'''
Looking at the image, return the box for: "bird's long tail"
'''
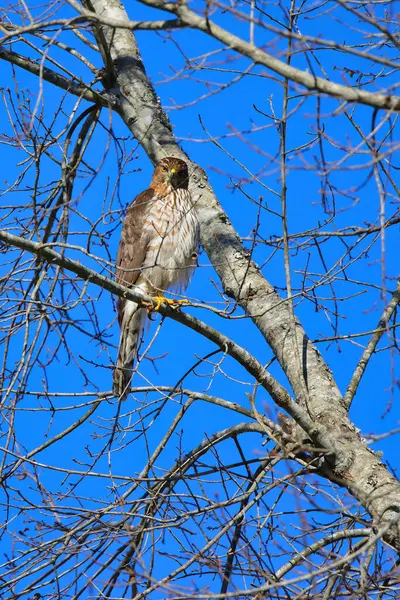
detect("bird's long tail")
[113,300,146,400]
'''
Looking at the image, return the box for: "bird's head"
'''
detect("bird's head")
[151,157,189,191]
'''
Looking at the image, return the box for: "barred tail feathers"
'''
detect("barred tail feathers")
[113,300,146,400]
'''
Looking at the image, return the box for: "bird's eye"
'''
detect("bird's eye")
[161,166,168,173]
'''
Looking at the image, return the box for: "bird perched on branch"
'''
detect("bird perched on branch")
[113,156,199,400]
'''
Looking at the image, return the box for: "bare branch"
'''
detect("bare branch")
[344,277,400,409]
[0,48,110,105]
[138,0,400,111]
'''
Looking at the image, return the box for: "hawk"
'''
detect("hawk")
[113,157,199,399]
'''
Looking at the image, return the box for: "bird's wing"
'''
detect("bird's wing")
[115,188,155,324]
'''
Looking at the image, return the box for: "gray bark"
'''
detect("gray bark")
[84,0,400,548]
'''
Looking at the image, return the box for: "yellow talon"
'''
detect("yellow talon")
[152,295,164,311]
[149,294,189,313]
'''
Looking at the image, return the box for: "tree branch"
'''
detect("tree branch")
[0,48,110,105]
[139,0,400,111]
[344,277,400,409]
[0,230,299,421]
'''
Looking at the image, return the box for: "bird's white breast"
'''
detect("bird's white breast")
[141,188,199,293]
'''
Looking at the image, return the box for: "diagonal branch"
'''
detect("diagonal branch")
[0,230,297,420]
[344,277,400,409]
[0,48,111,105]
[138,0,400,111]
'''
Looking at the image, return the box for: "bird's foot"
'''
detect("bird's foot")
[148,294,189,313]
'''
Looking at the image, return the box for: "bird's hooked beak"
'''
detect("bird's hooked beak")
[168,167,177,185]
